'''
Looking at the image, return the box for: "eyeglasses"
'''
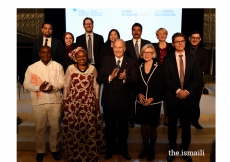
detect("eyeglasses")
[84,23,92,26]
[190,37,200,40]
[143,52,154,55]
[173,40,185,44]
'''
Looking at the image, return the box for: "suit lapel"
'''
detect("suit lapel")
[171,54,180,83]
[120,56,128,72]
[184,53,190,84]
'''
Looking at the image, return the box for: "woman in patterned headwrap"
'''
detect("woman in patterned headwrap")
[62,46,106,162]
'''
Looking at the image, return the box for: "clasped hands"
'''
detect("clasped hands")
[176,89,189,99]
[138,93,154,106]
[39,81,53,93]
[110,68,127,80]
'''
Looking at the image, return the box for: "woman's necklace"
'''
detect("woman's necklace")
[76,63,88,73]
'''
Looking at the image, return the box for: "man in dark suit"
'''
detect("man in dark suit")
[185,30,208,129]
[97,39,137,160]
[164,33,199,162]
[125,23,151,128]
[75,17,104,70]
[32,22,63,63]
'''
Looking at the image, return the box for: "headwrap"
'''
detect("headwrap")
[68,46,87,62]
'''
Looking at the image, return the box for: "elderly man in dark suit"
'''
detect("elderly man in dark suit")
[125,22,151,128]
[185,30,208,129]
[75,17,104,70]
[32,22,63,63]
[97,39,137,160]
[164,33,199,162]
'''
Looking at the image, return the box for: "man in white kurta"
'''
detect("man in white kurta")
[24,46,64,161]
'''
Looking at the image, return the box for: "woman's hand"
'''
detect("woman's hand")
[138,93,146,104]
[143,97,154,106]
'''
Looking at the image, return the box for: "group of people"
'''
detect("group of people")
[23,17,208,162]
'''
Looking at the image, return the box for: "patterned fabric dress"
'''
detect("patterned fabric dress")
[63,64,106,162]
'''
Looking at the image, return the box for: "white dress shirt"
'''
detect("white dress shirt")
[133,38,141,53]
[43,37,52,47]
[24,60,65,105]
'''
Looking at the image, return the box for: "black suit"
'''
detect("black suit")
[97,55,137,154]
[163,52,199,151]
[185,46,208,124]
[32,37,63,63]
[125,39,151,124]
[75,33,104,70]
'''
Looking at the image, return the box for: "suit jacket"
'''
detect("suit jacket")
[99,43,114,64]
[136,61,164,103]
[97,55,137,110]
[163,52,200,102]
[75,33,104,70]
[125,39,151,65]
[185,46,208,87]
[152,42,175,64]
[32,37,63,63]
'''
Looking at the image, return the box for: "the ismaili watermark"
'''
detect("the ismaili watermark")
[168,149,205,156]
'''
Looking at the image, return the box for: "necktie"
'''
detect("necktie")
[135,40,139,58]
[179,55,184,89]
[117,60,121,69]
[87,35,92,63]
[44,38,48,46]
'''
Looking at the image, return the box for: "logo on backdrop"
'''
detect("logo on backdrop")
[155,10,176,16]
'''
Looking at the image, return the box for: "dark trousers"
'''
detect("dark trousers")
[166,97,193,151]
[192,85,203,124]
[129,91,136,122]
[103,101,129,154]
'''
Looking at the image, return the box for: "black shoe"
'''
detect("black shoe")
[177,123,182,128]
[164,123,168,126]
[192,123,203,129]
[52,151,62,160]
[105,153,113,160]
[167,155,175,162]
[147,151,155,161]
[36,153,44,161]
[122,152,131,160]
[138,150,148,159]
[182,155,192,162]
[129,121,135,128]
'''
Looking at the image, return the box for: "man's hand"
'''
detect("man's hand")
[39,81,53,93]
[119,69,127,80]
[177,90,189,99]
[110,68,119,80]
[39,81,49,91]
[42,85,53,93]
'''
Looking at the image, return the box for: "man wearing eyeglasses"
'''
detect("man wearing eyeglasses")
[185,30,208,129]
[164,33,199,162]
[75,17,104,70]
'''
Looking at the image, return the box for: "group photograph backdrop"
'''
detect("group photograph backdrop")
[17,8,215,84]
